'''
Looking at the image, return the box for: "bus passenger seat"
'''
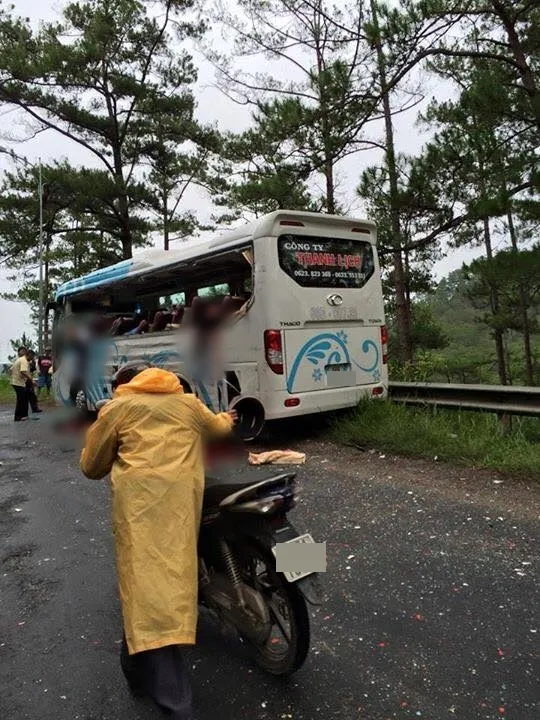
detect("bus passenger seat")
[170,306,184,326]
[126,319,149,335]
[150,311,169,332]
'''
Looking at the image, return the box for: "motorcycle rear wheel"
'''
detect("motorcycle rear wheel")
[241,544,310,676]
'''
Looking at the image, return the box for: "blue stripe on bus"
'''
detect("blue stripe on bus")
[55,259,134,299]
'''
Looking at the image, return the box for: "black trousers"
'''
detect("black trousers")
[13,385,28,421]
[120,637,193,720]
[26,380,39,412]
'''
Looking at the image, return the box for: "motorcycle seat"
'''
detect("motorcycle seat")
[204,466,295,508]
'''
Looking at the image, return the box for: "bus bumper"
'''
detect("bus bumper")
[261,383,388,420]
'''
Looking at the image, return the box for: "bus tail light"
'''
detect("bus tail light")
[381,325,388,364]
[372,386,384,396]
[284,398,300,407]
[264,330,284,374]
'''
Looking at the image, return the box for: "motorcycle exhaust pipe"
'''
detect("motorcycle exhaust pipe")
[228,395,265,441]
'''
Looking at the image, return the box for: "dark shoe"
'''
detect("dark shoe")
[33,408,43,413]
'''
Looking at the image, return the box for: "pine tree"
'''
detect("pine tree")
[0,0,205,257]
[214,106,320,219]
[463,246,540,384]
[413,58,537,383]
[0,160,151,342]
[8,334,36,362]
[420,0,540,133]
[208,0,382,213]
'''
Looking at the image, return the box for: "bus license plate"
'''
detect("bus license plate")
[272,533,319,582]
[326,367,356,388]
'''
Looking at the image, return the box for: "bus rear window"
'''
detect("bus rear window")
[278,234,375,289]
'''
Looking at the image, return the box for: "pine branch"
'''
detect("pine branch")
[381,180,535,255]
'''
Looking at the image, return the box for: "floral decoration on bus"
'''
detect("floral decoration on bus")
[286,331,379,392]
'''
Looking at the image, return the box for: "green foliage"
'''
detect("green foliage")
[0,0,537,400]
[0,160,148,321]
[388,301,448,367]
[463,245,540,329]
[389,350,448,382]
[0,374,13,402]
[140,106,223,246]
[409,264,540,385]
[8,333,36,362]
[0,0,205,257]
[417,61,536,243]
[335,399,540,478]
[358,153,444,339]
[421,0,540,132]
[215,101,319,218]
[208,0,383,214]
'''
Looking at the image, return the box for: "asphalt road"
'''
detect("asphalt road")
[0,408,538,720]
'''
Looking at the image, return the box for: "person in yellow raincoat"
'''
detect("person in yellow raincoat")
[80,366,236,720]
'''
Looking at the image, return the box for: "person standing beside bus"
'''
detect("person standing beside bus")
[10,347,33,422]
[25,350,42,414]
[37,347,53,396]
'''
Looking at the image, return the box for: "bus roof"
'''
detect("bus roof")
[55,210,376,299]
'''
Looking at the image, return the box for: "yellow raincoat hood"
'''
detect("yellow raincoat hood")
[114,367,183,396]
[80,373,233,655]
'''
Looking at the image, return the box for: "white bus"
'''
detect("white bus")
[50,210,387,431]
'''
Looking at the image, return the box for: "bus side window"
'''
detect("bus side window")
[197,283,230,298]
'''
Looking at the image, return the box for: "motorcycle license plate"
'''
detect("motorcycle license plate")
[272,533,318,583]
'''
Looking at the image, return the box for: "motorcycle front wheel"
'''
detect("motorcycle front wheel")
[240,544,310,676]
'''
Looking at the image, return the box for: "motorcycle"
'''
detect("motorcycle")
[199,465,323,676]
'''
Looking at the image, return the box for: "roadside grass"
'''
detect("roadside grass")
[334,399,540,478]
[0,375,12,403]
[0,374,56,406]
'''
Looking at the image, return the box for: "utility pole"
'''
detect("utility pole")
[38,160,44,355]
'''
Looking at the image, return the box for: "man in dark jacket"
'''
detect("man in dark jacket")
[25,350,42,414]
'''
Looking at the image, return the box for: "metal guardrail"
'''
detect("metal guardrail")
[388,382,540,417]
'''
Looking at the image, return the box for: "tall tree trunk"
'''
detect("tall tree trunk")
[103,60,133,260]
[324,158,335,214]
[371,0,412,362]
[483,217,510,385]
[112,148,132,259]
[313,16,335,214]
[507,211,534,384]
[163,191,170,251]
[504,332,513,385]
[404,248,412,315]
[44,235,50,348]
[118,191,132,259]
[72,235,78,274]
[98,230,108,269]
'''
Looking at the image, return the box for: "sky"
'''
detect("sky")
[0,0,487,360]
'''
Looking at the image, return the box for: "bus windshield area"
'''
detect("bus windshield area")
[62,245,253,338]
